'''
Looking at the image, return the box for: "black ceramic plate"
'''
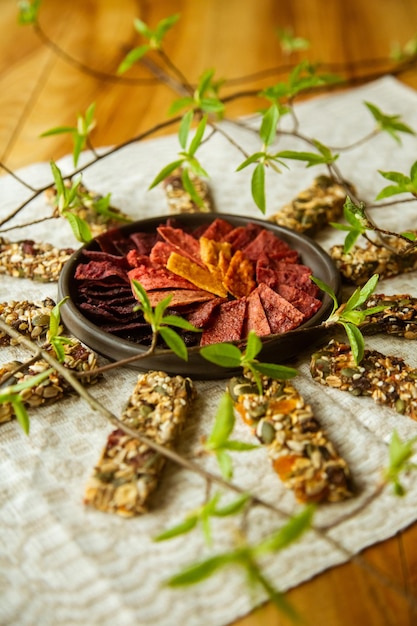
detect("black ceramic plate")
[58,213,340,378]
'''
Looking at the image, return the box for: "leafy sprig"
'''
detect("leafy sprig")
[47,298,75,363]
[117,14,180,73]
[148,112,209,208]
[364,101,415,144]
[330,196,372,253]
[165,504,314,616]
[313,273,386,364]
[200,330,297,394]
[277,28,310,55]
[41,103,96,167]
[169,68,225,116]
[49,162,92,242]
[131,279,200,360]
[18,0,41,25]
[203,393,259,479]
[376,159,417,200]
[0,369,54,435]
[383,430,417,496]
[154,491,250,546]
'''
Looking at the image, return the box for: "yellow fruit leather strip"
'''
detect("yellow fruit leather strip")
[167,251,228,297]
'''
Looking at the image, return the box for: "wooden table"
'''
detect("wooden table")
[1,1,417,624]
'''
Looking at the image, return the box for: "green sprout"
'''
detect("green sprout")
[383,430,417,496]
[0,368,54,435]
[200,330,297,394]
[117,14,180,73]
[154,491,250,546]
[131,279,200,360]
[41,103,96,167]
[313,273,386,364]
[203,392,259,480]
[148,113,210,208]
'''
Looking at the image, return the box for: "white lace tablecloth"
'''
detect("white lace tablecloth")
[1,76,417,626]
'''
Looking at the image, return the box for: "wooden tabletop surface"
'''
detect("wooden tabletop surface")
[2,1,417,624]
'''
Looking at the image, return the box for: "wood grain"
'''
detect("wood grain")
[1,1,417,624]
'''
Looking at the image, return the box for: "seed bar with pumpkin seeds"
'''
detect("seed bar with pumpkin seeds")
[162,167,214,214]
[83,371,195,517]
[330,231,417,285]
[0,298,56,346]
[359,293,417,339]
[228,371,353,504]
[0,237,74,282]
[310,339,417,420]
[0,340,101,425]
[268,175,355,237]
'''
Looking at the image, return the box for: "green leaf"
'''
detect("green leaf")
[131,279,152,314]
[49,337,66,363]
[154,13,180,42]
[50,161,66,199]
[40,126,76,137]
[169,96,195,115]
[133,18,152,38]
[384,430,417,496]
[251,163,266,213]
[221,440,259,451]
[178,111,193,149]
[12,397,30,435]
[117,45,150,74]
[260,105,279,147]
[377,170,410,185]
[343,229,362,254]
[345,274,379,311]
[277,28,310,54]
[72,134,85,167]
[199,97,225,114]
[166,552,238,587]
[188,115,208,156]
[364,101,415,143]
[213,493,250,517]
[236,152,267,171]
[255,505,315,555]
[251,362,297,380]
[216,448,233,479]
[62,211,92,243]
[18,0,41,24]
[375,185,409,200]
[154,515,198,541]
[200,343,242,368]
[310,276,338,314]
[159,327,188,361]
[342,322,364,364]
[181,168,205,208]
[162,315,201,332]
[243,331,263,361]
[148,159,185,189]
[206,393,235,448]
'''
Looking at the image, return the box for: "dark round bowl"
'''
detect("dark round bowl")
[58,213,340,378]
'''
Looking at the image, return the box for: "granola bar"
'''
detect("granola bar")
[0,237,74,282]
[228,372,353,503]
[45,182,131,237]
[360,293,417,339]
[0,298,55,345]
[84,371,195,517]
[268,175,355,236]
[0,341,100,424]
[163,167,214,214]
[310,339,417,419]
[330,231,417,285]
